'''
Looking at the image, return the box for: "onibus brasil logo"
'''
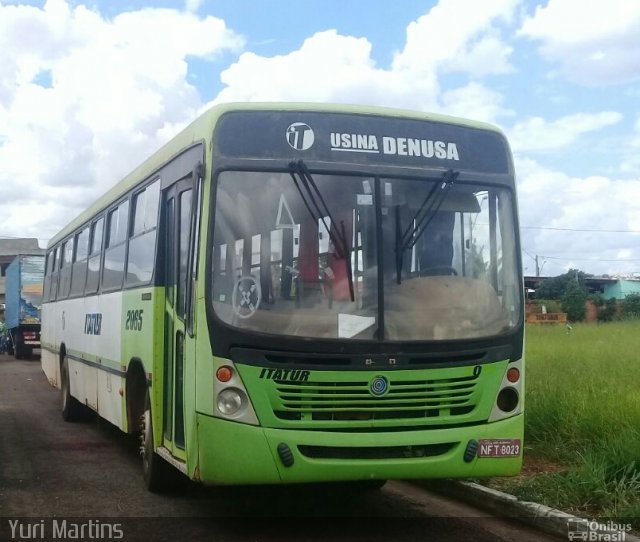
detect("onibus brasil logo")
[567,518,632,541]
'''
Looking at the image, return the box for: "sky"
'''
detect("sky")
[0,0,639,277]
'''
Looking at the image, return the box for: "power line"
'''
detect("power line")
[521,225,640,233]
[541,255,640,262]
[522,249,640,264]
[522,250,544,275]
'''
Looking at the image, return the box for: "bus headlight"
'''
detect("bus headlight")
[496,387,519,413]
[488,357,524,422]
[217,388,245,416]
[212,358,259,425]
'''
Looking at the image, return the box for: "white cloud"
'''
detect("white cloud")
[519,0,640,84]
[213,0,520,122]
[392,0,518,77]
[509,111,623,152]
[441,82,514,124]
[216,30,405,105]
[619,117,640,174]
[0,0,243,241]
[516,158,640,276]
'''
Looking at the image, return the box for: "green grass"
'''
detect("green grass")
[496,322,640,521]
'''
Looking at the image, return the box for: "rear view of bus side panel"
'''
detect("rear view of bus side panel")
[41,303,61,387]
[51,293,125,429]
[91,291,124,428]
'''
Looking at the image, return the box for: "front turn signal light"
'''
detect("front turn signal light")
[506,367,520,383]
[216,365,233,383]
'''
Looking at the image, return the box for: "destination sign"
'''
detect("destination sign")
[214,110,511,174]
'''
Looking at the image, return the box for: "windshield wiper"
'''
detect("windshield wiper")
[288,160,355,302]
[395,168,458,284]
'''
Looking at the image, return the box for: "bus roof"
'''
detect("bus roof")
[47,102,506,248]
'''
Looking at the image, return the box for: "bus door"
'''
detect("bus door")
[161,178,192,458]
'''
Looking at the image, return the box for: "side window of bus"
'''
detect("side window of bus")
[70,227,90,296]
[58,239,73,299]
[50,246,61,301]
[102,199,130,291]
[85,217,104,294]
[43,250,55,302]
[177,189,192,318]
[126,179,160,285]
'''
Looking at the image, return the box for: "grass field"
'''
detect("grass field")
[491,321,640,521]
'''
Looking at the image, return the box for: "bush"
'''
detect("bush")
[561,280,587,322]
[589,294,604,307]
[598,298,618,322]
[623,293,640,319]
[535,269,590,300]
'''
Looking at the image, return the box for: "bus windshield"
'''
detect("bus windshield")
[211,170,521,341]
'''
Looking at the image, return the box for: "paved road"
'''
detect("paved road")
[0,356,560,541]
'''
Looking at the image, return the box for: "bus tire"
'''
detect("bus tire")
[141,391,172,493]
[13,334,23,359]
[61,356,84,422]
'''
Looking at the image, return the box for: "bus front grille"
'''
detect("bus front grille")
[271,374,479,424]
[297,442,456,460]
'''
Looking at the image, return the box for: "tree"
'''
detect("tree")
[561,279,587,322]
[466,240,488,279]
[535,269,590,300]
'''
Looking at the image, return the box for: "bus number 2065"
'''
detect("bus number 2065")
[125,309,144,331]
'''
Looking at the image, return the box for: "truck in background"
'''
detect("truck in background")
[5,255,45,359]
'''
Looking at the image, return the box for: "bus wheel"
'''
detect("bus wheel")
[140,391,172,492]
[14,336,23,359]
[61,357,84,422]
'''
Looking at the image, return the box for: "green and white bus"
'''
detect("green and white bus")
[41,103,524,491]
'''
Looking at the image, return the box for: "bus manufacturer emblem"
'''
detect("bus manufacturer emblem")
[369,375,389,397]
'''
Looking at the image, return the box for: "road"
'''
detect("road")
[0,355,561,542]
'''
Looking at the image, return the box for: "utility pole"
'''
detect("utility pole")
[535,255,540,277]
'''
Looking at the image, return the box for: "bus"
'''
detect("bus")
[41,103,524,491]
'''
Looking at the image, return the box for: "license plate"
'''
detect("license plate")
[477,439,521,457]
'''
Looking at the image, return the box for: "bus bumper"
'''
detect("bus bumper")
[196,413,523,485]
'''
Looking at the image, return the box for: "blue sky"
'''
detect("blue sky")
[0,0,639,276]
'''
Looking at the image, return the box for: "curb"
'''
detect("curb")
[423,480,639,541]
